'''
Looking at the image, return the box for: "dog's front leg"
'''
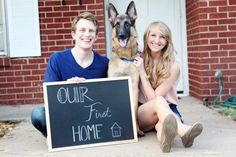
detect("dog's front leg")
[131,71,145,137]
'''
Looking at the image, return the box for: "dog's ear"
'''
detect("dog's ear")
[108,3,118,26]
[126,1,137,26]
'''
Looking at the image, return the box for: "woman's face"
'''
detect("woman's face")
[147,27,167,55]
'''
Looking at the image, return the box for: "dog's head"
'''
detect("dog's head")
[108,1,137,55]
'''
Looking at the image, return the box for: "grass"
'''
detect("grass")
[217,107,236,121]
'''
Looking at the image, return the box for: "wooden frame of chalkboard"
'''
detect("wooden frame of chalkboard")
[43,76,138,152]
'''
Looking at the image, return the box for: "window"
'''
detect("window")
[0,0,41,57]
[0,0,6,55]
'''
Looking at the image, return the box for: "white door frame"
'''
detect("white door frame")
[104,0,189,96]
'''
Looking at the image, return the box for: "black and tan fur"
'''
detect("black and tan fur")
[108,1,144,136]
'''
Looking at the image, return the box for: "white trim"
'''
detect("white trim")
[5,0,41,57]
[0,0,7,56]
[179,0,189,96]
[104,0,112,58]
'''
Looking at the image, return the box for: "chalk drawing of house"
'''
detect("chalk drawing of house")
[110,122,122,137]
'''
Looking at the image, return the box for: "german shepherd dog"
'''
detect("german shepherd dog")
[108,1,144,136]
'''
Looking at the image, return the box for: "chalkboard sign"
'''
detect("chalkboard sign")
[43,77,138,152]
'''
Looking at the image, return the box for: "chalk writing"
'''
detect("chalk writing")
[72,124,103,142]
[85,102,112,122]
[57,86,94,104]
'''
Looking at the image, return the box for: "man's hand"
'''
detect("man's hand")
[67,77,86,83]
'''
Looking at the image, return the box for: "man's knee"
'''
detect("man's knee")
[31,106,45,125]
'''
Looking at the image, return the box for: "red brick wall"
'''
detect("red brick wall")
[1,0,235,105]
[186,0,236,103]
[0,0,106,105]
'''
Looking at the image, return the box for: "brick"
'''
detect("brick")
[56,40,73,45]
[0,94,16,100]
[209,0,227,6]
[15,82,31,87]
[55,29,71,34]
[54,17,71,23]
[39,7,53,12]
[197,45,218,51]
[47,23,63,29]
[0,89,6,94]
[32,81,43,87]
[228,25,236,30]
[7,77,23,82]
[220,44,236,50]
[34,93,44,98]
[24,87,41,93]
[229,0,236,5]
[48,35,64,40]
[229,51,236,56]
[210,13,227,19]
[29,58,46,64]
[219,31,236,37]
[229,63,236,69]
[23,64,39,70]
[11,59,27,65]
[210,39,227,44]
[7,88,24,93]
[24,76,40,81]
[41,18,54,23]
[0,71,14,77]
[45,1,61,6]
[198,7,217,13]
[63,12,78,17]
[210,51,228,57]
[220,57,236,63]
[209,25,227,32]
[219,6,236,12]
[8,65,22,71]
[229,12,236,17]
[16,93,33,99]
[210,64,228,70]
[219,18,236,25]
[199,19,218,26]
[229,76,236,82]
[70,5,86,11]
[31,69,45,75]
[199,32,217,38]
[54,6,70,11]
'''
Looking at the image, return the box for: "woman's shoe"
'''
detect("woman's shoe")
[181,123,203,147]
[160,114,177,153]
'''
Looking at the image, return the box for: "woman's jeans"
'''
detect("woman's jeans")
[31,106,47,137]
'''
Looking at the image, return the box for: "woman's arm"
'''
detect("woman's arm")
[154,62,180,96]
[134,56,156,100]
[135,57,180,101]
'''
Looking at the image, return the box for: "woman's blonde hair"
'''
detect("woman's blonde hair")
[143,21,176,89]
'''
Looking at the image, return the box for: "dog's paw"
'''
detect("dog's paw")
[138,130,145,137]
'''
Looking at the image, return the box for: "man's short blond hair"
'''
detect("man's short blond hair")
[71,12,99,34]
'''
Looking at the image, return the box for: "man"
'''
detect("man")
[31,12,109,137]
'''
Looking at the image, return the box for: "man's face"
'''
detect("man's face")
[72,19,98,51]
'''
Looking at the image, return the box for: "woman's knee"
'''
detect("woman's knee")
[153,96,168,108]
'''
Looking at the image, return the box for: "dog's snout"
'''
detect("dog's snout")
[118,34,127,40]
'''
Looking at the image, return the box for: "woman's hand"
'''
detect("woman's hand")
[134,56,145,73]
[67,77,86,83]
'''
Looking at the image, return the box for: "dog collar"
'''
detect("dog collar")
[120,57,135,62]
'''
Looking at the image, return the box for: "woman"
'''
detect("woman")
[134,21,203,153]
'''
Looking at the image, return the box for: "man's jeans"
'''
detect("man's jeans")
[31,106,47,137]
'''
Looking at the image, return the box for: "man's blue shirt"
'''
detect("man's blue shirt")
[44,49,109,82]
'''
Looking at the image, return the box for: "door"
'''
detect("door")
[104,0,189,96]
